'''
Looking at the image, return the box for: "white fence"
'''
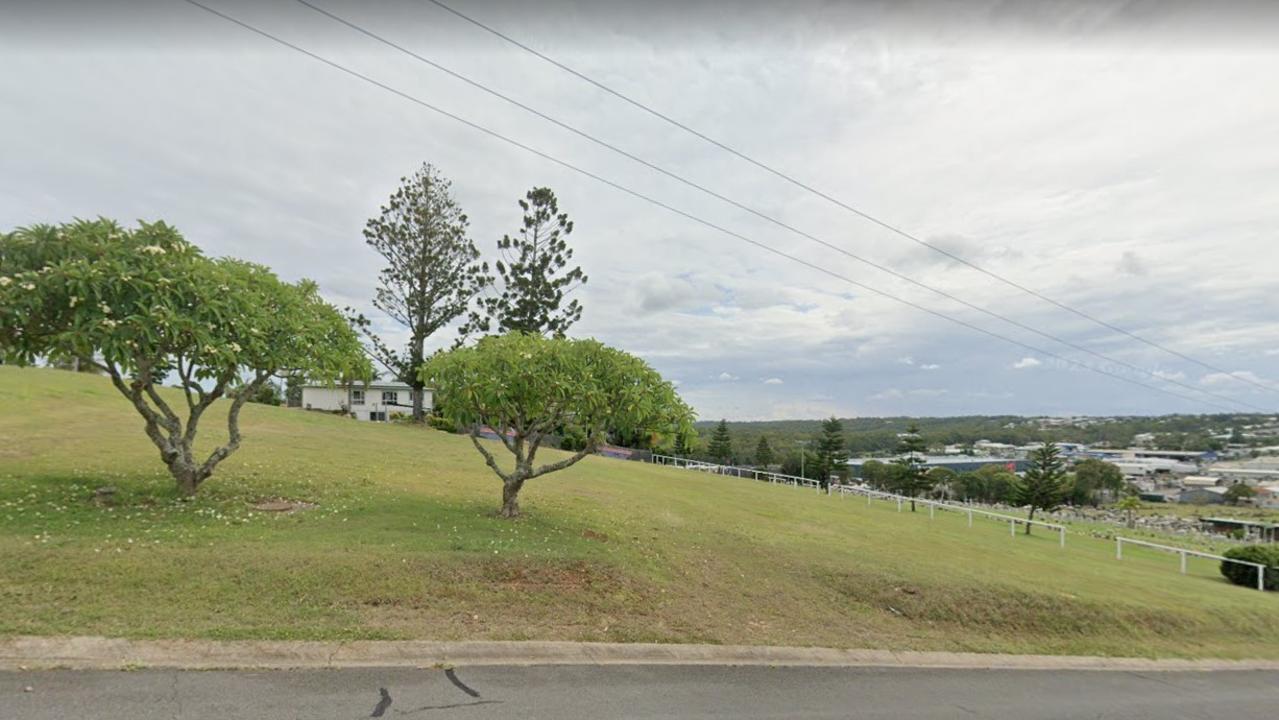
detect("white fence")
[1116,536,1268,591]
[650,454,1274,593]
[651,454,1067,546]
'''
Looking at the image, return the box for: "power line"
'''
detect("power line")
[422,0,1278,399]
[286,0,1268,413]
[178,0,1246,414]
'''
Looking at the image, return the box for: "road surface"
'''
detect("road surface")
[4,665,1277,719]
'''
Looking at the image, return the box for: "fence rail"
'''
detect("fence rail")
[651,454,1277,592]
[650,454,1067,546]
[1116,536,1267,591]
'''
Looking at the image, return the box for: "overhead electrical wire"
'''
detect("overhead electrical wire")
[287,0,1270,414]
[421,0,1278,399]
[179,0,1251,413]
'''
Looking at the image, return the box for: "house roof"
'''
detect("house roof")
[302,381,427,391]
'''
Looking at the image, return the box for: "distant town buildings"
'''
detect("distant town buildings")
[852,434,1279,514]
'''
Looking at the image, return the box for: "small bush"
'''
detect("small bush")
[1220,545,1279,590]
[559,426,589,451]
[426,414,458,433]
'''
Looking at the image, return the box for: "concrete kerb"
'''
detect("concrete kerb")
[3,637,1279,672]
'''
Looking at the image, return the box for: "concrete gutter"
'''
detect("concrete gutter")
[3,636,1278,671]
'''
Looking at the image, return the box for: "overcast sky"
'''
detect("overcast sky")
[4,0,1279,420]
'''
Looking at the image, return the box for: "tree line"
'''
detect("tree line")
[694,418,1132,524]
[688,414,1266,460]
[0,162,695,518]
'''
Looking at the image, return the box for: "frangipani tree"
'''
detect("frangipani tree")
[421,333,695,517]
[0,219,370,495]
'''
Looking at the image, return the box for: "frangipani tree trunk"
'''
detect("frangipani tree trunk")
[469,428,599,518]
[96,357,270,495]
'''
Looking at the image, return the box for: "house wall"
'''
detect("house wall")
[300,386,433,422]
[301,387,347,413]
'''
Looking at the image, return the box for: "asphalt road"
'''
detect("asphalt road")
[4,665,1277,719]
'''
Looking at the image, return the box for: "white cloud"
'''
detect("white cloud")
[762,377,784,385]
[1012,357,1042,370]
[717,372,739,382]
[899,355,916,366]
[920,363,941,370]
[870,388,904,400]
[1200,370,1272,387]
[1152,369,1186,382]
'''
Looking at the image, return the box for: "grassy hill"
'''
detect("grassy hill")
[1,366,1276,658]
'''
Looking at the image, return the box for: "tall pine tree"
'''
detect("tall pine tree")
[707,419,733,465]
[754,435,775,468]
[1012,443,1072,533]
[814,417,849,491]
[891,422,932,510]
[351,163,489,421]
[466,187,586,337]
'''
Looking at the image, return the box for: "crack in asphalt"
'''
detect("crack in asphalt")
[444,669,480,698]
[371,687,393,717]
[395,700,503,714]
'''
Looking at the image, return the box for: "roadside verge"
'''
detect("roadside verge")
[4,637,1279,671]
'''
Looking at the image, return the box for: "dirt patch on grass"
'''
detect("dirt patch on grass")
[250,499,317,513]
[479,558,624,590]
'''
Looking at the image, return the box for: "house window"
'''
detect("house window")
[382,391,398,405]
[351,389,365,405]
[369,411,387,422]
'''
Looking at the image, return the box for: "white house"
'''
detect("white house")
[299,381,432,422]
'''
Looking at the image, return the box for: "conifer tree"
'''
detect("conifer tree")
[466,187,586,337]
[707,419,733,464]
[892,422,932,510]
[814,417,849,491]
[754,435,775,468]
[1013,443,1071,533]
[350,163,488,421]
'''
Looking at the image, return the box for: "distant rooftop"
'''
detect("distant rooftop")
[302,380,419,390]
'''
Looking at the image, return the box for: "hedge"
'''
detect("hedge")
[1219,545,1279,591]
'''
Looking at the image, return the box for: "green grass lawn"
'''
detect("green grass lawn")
[2,367,1276,658]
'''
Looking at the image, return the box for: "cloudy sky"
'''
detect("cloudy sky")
[4,0,1279,420]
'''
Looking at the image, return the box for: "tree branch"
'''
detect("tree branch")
[469,428,511,483]
[103,361,177,464]
[195,371,268,482]
[527,443,595,481]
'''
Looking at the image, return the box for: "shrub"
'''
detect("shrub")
[559,426,590,451]
[426,413,458,433]
[1220,545,1279,590]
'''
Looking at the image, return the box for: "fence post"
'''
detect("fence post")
[929,505,934,520]
[1010,520,1015,537]
[866,494,871,506]
[1260,566,1266,592]
[1180,550,1187,574]
[897,498,902,512]
[1059,527,1065,548]
[1116,538,1122,560]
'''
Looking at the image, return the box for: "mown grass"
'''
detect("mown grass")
[2,366,1277,657]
